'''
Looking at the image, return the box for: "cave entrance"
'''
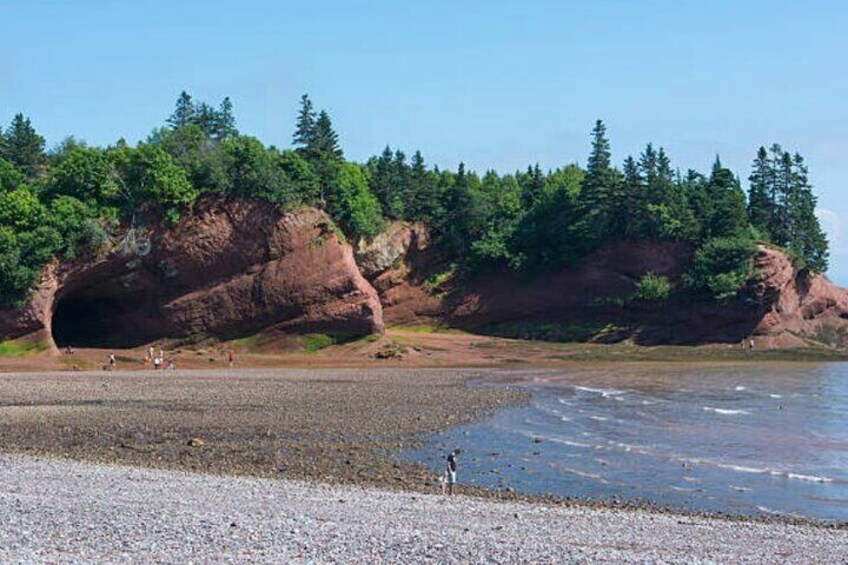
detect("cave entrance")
[51,287,161,349]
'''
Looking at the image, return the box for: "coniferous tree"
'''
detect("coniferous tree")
[168,91,196,129]
[367,146,395,216]
[212,97,238,140]
[309,110,343,208]
[408,150,440,221]
[520,164,546,209]
[581,120,619,241]
[1,114,45,179]
[192,102,218,137]
[311,111,343,161]
[391,149,410,218]
[789,153,828,271]
[621,155,644,238]
[293,94,316,152]
[705,157,748,239]
[747,146,772,234]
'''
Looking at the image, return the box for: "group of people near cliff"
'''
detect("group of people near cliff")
[145,345,175,370]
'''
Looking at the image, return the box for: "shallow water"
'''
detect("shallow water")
[406,364,848,522]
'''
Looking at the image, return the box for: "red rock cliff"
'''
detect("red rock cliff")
[0,199,383,347]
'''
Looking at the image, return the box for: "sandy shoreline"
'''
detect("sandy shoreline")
[2,453,845,564]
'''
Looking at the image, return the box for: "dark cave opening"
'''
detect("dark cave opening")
[51,289,161,349]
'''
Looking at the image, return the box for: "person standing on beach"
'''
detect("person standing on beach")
[228,348,235,367]
[444,449,459,495]
[108,353,116,371]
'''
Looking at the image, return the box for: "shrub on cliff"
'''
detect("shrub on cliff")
[633,272,671,302]
[330,162,384,240]
[684,236,758,301]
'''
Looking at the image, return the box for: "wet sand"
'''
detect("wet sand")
[0,368,524,493]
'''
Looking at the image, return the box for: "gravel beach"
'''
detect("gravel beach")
[1,453,845,564]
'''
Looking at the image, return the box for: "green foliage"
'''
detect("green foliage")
[0,158,25,191]
[154,124,230,193]
[51,146,118,204]
[632,272,671,302]
[0,187,47,230]
[1,114,45,178]
[0,340,48,357]
[299,333,346,353]
[422,263,457,295]
[121,144,198,209]
[330,162,384,240]
[745,145,828,272]
[222,136,295,206]
[167,91,238,140]
[0,96,831,312]
[684,236,758,300]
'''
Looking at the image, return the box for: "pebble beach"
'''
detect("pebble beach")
[2,453,845,564]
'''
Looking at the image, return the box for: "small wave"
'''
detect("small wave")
[769,394,782,399]
[670,485,695,492]
[575,386,625,398]
[734,386,747,391]
[703,406,750,415]
[589,415,608,422]
[685,458,836,483]
[755,506,807,520]
[552,464,605,481]
[559,416,572,422]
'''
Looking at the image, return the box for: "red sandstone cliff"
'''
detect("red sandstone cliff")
[362,223,848,348]
[0,199,382,347]
[1,200,846,350]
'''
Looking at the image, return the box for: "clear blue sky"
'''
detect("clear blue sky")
[2,1,847,281]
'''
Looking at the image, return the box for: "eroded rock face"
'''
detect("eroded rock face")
[356,222,444,325]
[745,246,848,347]
[380,238,848,348]
[0,199,382,347]
[2,201,846,350]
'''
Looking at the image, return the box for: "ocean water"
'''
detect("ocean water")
[406,365,848,522]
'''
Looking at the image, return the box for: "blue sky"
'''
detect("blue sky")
[2,1,847,281]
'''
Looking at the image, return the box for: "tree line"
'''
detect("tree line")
[0,93,829,308]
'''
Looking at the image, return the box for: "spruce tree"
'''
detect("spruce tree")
[621,155,644,238]
[311,110,343,160]
[747,146,772,234]
[213,97,238,140]
[368,145,395,216]
[520,164,545,209]
[168,91,196,129]
[581,120,618,241]
[789,152,829,271]
[1,114,45,179]
[292,94,317,152]
[706,156,748,238]
[391,149,410,218]
[408,150,439,221]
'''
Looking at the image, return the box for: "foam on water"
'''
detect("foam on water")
[703,406,750,416]
[574,386,626,398]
